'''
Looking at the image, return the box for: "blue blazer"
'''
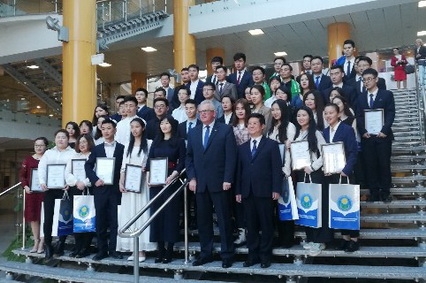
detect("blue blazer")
[85,142,125,192]
[315,74,332,93]
[236,137,283,198]
[323,123,357,176]
[356,89,395,140]
[348,77,387,99]
[227,71,253,99]
[186,122,237,193]
[137,106,155,122]
[178,119,201,140]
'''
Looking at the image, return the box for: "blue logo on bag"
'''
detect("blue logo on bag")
[338,195,352,211]
[301,194,312,209]
[79,205,89,218]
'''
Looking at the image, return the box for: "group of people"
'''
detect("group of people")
[21,38,397,269]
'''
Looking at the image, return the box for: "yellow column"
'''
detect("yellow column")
[174,0,196,74]
[206,48,225,75]
[131,72,147,95]
[327,22,351,66]
[62,0,97,128]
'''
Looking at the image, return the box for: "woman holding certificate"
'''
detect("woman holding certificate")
[267,99,296,248]
[292,106,330,256]
[19,137,49,254]
[117,118,157,262]
[65,134,95,258]
[323,103,359,252]
[38,129,75,259]
[147,116,186,264]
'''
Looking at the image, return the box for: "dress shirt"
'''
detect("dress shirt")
[190,80,199,99]
[187,118,197,133]
[116,115,139,145]
[202,121,215,147]
[172,105,187,123]
[344,57,355,76]
[38,146,75,185]
[223,112,233,124]
[264,95,277,108]
[333,82,344,88]
[368,88,379,104]
[314,74,322,86]
[138,104,146,112]
[211,75,217,85]
[237,70,246,84]
[250,136,262,151]
[329,121,341,142]
[104,140,117,158]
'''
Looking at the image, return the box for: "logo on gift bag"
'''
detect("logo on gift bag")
[79,205,90,218]
[338,195,352,212]
[301,194,312,209]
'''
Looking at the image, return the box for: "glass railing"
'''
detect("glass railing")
[0,0,61,18]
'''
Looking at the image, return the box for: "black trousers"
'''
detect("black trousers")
[93,188,120,254]
[43,189,67,246]
[244,194,274,261]
[196,189,234,260]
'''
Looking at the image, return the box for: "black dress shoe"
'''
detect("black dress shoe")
[69,249,80,257]
[109,251,123,259]
[260,261,271,268]
[243,258,260,267]
[222,259,233,268]
[45,244,53,260]
[380,192,392,203]
[334,240,350,251]
[92,252,108,261]
[75,248,90,258]
[192,256,213,266]
[344,240,360,253]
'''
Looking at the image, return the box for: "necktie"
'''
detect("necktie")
[212,75,217,85]
[237,71,242,85]
[203,125,210,149]
[251,139,257,158]
[369,94,374,108]
[315,76,320,88]
[219,83,224,94]
[187,121,193,133]
[346,61,351,76]
[359,77,364,93]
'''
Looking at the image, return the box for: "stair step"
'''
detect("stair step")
[392,145,426,153]
[391,164,426,171]
[362,187,426,195]
[361,200,426,208]
[392,155,426,162]
[392,175,426,184]
[393,136,422,142]
[393,131,422,137]
[361,213,426,223]
[294,228,426,240]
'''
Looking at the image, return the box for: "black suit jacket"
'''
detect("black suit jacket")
[188,80,205,105]
[227,71,253,99]
[236,137,283,198]
[356,89,395,140]
[314,74,332,93]
[415,46,426,61]
[323,83,358,110]
[186,122,237,193]
[216,113,236,125]
[137,105,155,122]
[348,77,387,100]
[178,119,201,140]
[85,142,125,192]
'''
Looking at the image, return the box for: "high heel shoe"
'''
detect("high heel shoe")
[30,239,40,253]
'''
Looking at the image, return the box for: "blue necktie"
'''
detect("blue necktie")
[346,61,351,76]
[219,83,224,95]
[369,94,374,108]
[251,140,257,158]
[315,76,320,88]
[203,125,210,149]
[187,121,193,134]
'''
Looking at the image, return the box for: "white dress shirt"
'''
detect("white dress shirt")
[329,121,341,142]
[172,105,187,123]
[190,80,199,99]
[38,146,75,185]
[104,140,117,158]
[116,115,139,145]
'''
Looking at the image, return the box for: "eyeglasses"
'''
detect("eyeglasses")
[362,77,376,83]
[198,110,214,114]
[34,144,46,148]
[154,105,167,109]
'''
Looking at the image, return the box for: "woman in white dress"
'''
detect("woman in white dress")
[117,117,156,262]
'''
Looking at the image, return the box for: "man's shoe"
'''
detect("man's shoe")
[344,241,360,253]
[192,256,213,266]
[234,228,246,246]
[45,244,53,260]
[243,258,260,267]
[92,252,108,261]
[75,248,90,258]
[222,258,233,268]
[69,249,80,257]
[109,251,123,259]
[260,261,271,268]
[334,240,350,251]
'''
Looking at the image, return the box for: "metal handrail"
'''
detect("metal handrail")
[118,169,189,283]
[0,182,22,198]
[414,61,426,144]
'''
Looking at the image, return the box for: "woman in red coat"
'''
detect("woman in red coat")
[19,137,49,253]
[391,47,408,89]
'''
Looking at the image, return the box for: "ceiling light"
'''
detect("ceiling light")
[49,114,53,117]
[274,51,287,56]
[417,30,426,36]
[419,1,426,7]
[99,62,112,67]
[36,105,41,109]
[27,65,39,69]
[248,29,264,35]
[141,46,157,52]
[20,97,25,100]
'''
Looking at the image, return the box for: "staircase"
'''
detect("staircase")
[3,88,426,282]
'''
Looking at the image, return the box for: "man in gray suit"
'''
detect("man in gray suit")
[214,65,237,102]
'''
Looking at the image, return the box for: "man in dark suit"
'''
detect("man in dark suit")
[311,56,332,92]
[186,100,237,268]
[269,56,286,79]
[334,39,357,82]
[85,118,124,260]
[145,98,169,140]
[177,99,200,140]
[323,65,358,111]
[160,72,174,106]
[348,56,386,98]
[236,113,282,269]
[171,68,191,109]
[110,95,125,122]
[135,88,155,122]
[227,52,254,98]
[356,68,395,202]
[188,64,205,105]
[214,65,237,101]
[205,56,223,85]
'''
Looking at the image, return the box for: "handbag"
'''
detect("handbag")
[329,176,360,230]
[295,174,322,228]
[278,176,299,220]
[405,64,415,74]
[73,188,96,233]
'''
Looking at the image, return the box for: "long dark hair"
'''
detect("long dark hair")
[152,115,179,147]
[331,95,354,118]
[94,115,108,140]
[296,73,316,93]
[127,118,148,157]
[268,100,290,143]
[65,121,80,139]
[232,98,251,127]
[294,106,319,154]
[303,90,325,130]
[92,104,109,125]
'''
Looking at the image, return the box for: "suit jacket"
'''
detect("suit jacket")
[214,81,238,101]
[323,84,358,110]
[85,142,125,192]
[178,119,201,140]
[109,113,122,123]
[236,137,283,198]
[335,56,356,82]
[313,74,332,93]
[227,70,254,99]
[217,113,236,125]
[415,46,426,61]
[356,89,395,140]
[186,122,237,193]
[189,80,205,105]
[137,105,155,122]
[206,74,218,85]
[323,123,357,176]
[348,77,387,99]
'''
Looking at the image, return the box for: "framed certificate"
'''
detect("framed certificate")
[290,141,311,170]
[124,164,143,193]
[30,168,43,192]
[149,157,168,185]
[46,164,66,189]
[278,144,285,166]
[71,159,86,182]
[96,157,115,185]
[321,142,346,175]
[364,109,384,135]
